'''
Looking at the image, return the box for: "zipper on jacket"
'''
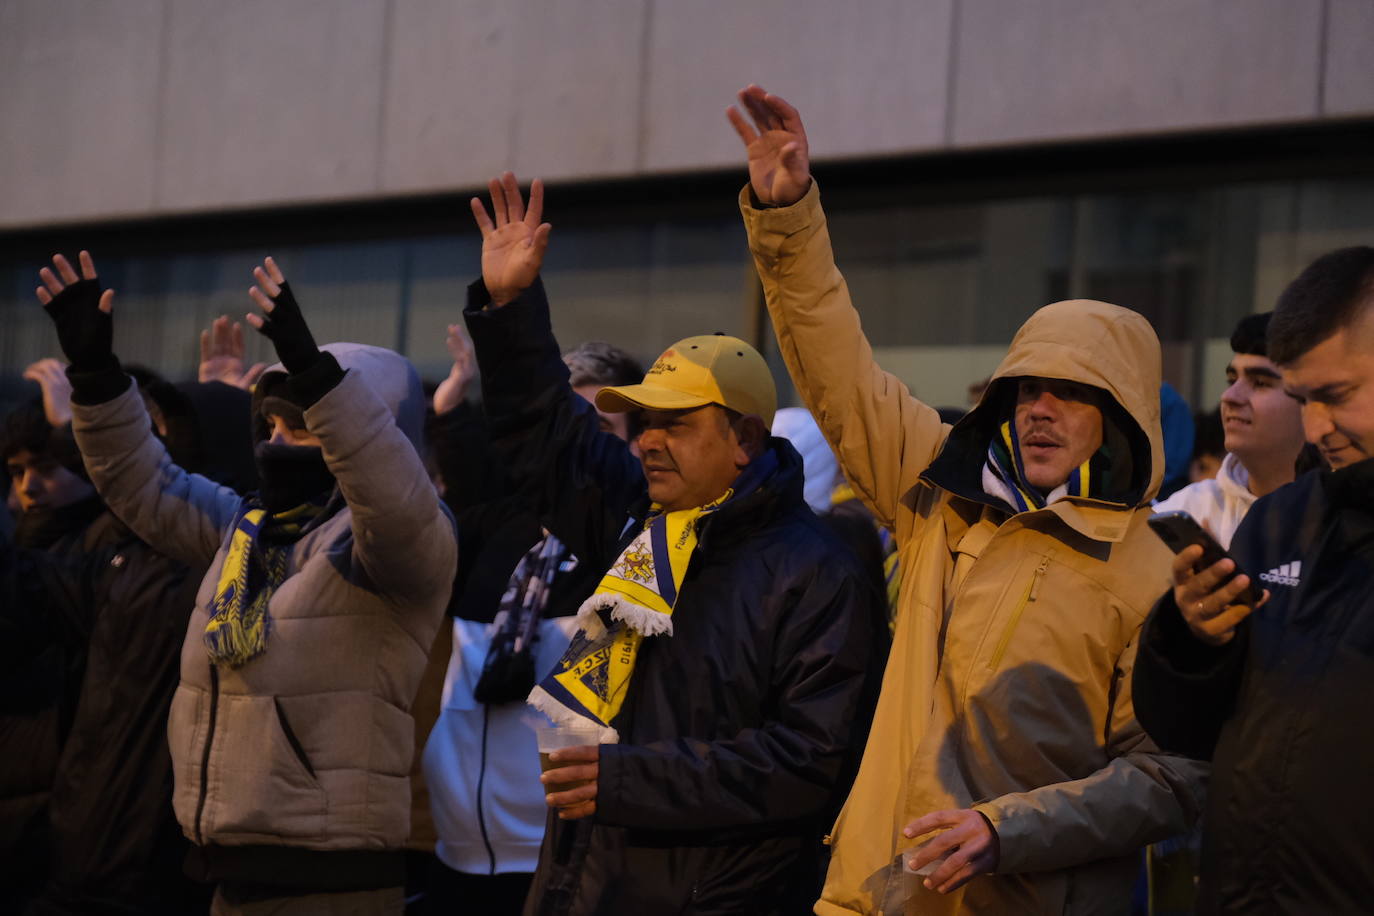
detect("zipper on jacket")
[194,663,220,845]
[476,703,498,875]
[987,557,1050,670]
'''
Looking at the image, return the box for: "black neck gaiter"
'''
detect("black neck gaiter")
[253,442,336,514]
[14,494,106,550]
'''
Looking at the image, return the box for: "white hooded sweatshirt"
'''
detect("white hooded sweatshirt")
[1153,452,1256,548]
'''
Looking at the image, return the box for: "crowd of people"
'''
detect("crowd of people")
[2,84,1371,916]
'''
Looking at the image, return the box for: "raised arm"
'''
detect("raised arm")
[463,173,645,565]
[728,86,949,531]
[244,258,456,607]
[36,252,241,568]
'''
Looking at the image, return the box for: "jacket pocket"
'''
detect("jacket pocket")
[988,556,1050,670]
[274,697,316,778]
[202,692,327,843]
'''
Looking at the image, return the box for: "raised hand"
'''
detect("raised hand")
[470,171,552,307]
[432,322,477,415]
[246,257,322,375]
[727,85,812,207]
[35,251,118,372]
[22,358,73,427]
[200,315,267,389]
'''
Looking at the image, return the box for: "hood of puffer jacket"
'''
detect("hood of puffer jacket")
[926,299,1163,535]
[251,343,428,454]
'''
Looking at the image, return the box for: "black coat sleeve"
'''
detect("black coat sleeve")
[463,277,645,568]
[1132,589,1249,761]
[594,562,879,832]
[1132,501,1281,760]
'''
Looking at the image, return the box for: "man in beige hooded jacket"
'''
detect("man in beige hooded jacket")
[728,86,1207,915]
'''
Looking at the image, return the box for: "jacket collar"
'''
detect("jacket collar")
[672,437,806,552]
[13,494,106,550]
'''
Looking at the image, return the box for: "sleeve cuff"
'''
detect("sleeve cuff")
[1145,592,1246,676]
[66,361,132,406]
[738,180,823,239]
[289,351,346,409]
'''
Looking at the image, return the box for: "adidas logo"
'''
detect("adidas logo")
[1259,560,1301,587]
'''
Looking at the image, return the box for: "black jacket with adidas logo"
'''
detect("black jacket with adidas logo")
[1134,457,1374,914]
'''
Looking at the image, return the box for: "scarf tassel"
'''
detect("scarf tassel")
[574,593,675,639]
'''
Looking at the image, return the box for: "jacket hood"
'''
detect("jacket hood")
[252,343,428,454]
[931,299,1163,526]
[772,407,839,514]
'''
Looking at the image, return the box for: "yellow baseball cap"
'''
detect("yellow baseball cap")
[595,334,777,426]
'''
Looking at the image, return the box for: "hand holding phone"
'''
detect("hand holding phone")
[1148,512,1267,646]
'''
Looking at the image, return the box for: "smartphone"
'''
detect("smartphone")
[1147,511,1264,606]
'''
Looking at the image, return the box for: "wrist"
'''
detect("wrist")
[287,351,345,408]
[66,361,131,407]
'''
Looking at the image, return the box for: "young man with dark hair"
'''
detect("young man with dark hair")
[1153,312,1305,546]
[1133,245,1374,913]
[461,173,882,916]
[3,406,93,528]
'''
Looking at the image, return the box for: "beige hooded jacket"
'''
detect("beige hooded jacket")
[741,184,1207,915]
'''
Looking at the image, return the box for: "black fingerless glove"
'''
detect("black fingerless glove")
[43,279,117,373]
[43,278,131,405]
[253,282,322,375]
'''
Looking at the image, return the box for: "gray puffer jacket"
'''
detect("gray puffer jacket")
[70,344,455,855]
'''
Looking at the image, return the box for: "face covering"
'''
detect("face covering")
[13,494,105,550]
[253,441,335,513]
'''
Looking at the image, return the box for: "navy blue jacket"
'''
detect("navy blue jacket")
[1134,459,1374,914]
[465,278,886,916]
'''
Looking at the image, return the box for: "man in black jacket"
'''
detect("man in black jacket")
[463,172,884,916]
[2,402,208,915]
[1133,246,1374,913]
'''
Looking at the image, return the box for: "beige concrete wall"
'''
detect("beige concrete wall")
[2,0,1370,228]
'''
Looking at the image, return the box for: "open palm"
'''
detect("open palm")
[727,85,812,207]
[471,172,551,307]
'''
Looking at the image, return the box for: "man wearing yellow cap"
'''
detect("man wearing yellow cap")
[461,172,885,916]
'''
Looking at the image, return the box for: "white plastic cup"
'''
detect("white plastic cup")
[535,724,603,795]
[902,836,951,878]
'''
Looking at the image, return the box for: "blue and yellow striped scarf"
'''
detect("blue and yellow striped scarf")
[528,450,778,741]
[986,418,1116,513]
[203,501,326,668]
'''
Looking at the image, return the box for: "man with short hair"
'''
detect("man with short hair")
[728,85,1206,915]
[463,173,882,916]
[1153,312,1306,546]
[1133,246,1374,913]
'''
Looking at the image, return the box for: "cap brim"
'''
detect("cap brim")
[594,384,713,414]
